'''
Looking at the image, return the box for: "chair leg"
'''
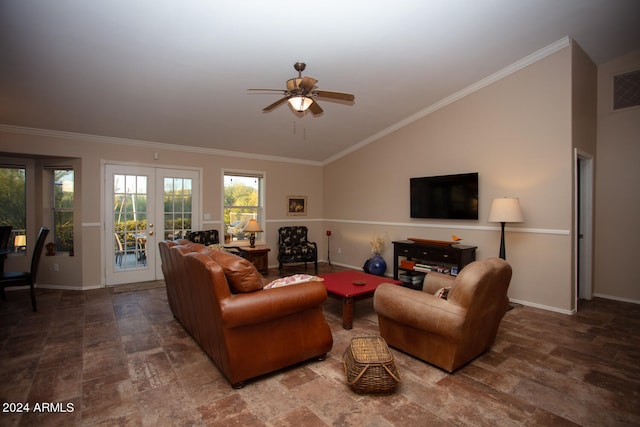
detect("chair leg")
[314,260,318,275]
[30,282,37,312]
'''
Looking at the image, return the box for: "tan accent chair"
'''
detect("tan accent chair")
[373,257,512,372]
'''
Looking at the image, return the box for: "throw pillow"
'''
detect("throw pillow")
[264,274,324,289]
[434,287,451,300]
[207,250,264,293]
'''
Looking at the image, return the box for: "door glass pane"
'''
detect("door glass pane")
[163,177,193,240]
[113,174,148,270]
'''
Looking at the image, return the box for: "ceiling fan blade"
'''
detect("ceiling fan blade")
[263,97,289,111]
[309,100,323,115]
[248,88,287,92]
[299,76,318,93]
[315,90,355,102]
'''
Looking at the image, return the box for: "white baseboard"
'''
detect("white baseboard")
[592,293,640,305]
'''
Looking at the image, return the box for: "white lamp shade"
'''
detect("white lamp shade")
[14,235,27,246]
[243,219,263,233]
[488,198,524,223]
[288,96,313,112]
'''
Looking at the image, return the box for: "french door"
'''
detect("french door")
[105,164,200,285]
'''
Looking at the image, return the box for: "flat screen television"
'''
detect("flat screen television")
[410,173,478,220]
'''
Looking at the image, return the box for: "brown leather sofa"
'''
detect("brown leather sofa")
[158,240,333,388]
[373,257,512,372]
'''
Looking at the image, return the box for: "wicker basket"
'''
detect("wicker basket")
[343,336,401,394]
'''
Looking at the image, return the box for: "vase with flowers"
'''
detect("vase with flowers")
[365,234,387,276]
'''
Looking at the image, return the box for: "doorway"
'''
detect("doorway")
[105,164,200,285]
[574,149,594,308]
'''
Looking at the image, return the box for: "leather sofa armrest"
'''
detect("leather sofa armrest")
[374,283,466,339]
[422,271,456,294]
[220,281,327,329]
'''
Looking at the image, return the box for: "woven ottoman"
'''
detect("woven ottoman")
[343,336,401,394]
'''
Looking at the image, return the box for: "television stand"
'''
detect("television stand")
[392,240,476,288]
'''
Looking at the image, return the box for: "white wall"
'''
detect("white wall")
[0,134,324,289]
[594,50,640,302]
[5,43,634,312]
[323,46,577,312]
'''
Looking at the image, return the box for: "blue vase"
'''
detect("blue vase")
[368,254,387,276]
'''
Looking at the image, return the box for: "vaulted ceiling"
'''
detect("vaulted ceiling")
[1,0,639,164]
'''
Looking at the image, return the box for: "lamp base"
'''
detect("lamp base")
[499,222,506,260]
[249,234,256,248]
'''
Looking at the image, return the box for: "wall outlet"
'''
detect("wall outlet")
[53,263,59,272]
[338,248,342,254]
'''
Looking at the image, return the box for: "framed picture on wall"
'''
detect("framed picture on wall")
[287,196,307,216]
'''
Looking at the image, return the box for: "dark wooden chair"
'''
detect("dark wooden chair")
[0,226,11,250]
[0,225,12,274]
[277,226,318,275]
[0,227,49,312]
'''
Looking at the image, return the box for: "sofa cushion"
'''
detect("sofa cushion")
[207,250,264,293]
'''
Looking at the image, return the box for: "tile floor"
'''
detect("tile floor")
[1,263,639,426]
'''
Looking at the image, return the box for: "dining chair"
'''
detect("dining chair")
[0,225,12,274]
[0,227,49,312]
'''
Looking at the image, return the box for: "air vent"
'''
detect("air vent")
[613,69,640,110]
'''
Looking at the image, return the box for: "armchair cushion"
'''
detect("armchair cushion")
[207,250,264,294]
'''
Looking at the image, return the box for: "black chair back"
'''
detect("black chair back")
[31,227,50,285]
[0,226,12,251]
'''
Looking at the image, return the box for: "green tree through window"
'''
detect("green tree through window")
[53,169,74,252]
[224,173,263,243]
[0,167,26,252]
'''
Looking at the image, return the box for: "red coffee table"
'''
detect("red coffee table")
[319,271,402,330]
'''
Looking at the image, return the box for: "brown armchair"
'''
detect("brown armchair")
[373,257,512,372]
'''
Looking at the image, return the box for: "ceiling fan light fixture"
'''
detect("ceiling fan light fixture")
[288,96,313,112]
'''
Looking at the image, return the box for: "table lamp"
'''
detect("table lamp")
[488,197,524,260]
[14,234,27,252]
[243,219,263,248]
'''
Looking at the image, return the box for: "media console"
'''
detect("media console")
[392,240,477,288]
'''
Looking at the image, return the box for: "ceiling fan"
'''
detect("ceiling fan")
[248,62,355,115]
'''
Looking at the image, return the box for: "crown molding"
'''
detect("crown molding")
[322,37,572,166]
[0,124,324,167]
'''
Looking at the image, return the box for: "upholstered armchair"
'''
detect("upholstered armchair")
[277,226,318,274]
[187,229,219,246]
[373,257,512,372]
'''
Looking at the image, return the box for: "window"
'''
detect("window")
[52,169,74,253]
[0,166,26,252]
[163,176,193,240]
[223,171,264,244]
